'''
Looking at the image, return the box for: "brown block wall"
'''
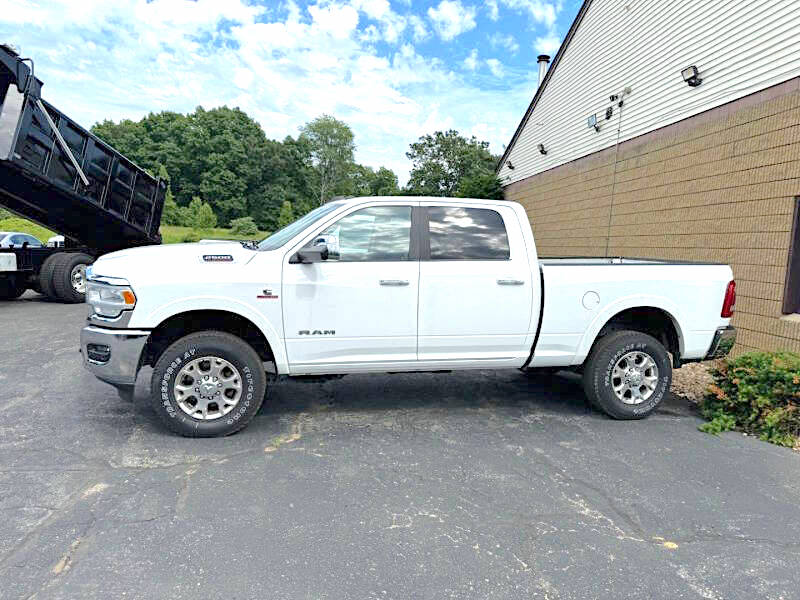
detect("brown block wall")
[504,78,800,355]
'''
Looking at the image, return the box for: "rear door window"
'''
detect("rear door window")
[427,206,510,260]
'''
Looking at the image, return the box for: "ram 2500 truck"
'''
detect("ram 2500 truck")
[80,197,736,437]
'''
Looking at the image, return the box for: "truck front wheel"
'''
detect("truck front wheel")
[150,331,267,437]
[583,330,671,420]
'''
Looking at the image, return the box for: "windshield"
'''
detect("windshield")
[258,202,343,251]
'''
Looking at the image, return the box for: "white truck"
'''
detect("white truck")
[80,197,737,437]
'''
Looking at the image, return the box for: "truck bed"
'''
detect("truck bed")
[533,257,733,367]
[539,257,722,266]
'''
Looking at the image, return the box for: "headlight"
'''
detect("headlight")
[86,280,136,318]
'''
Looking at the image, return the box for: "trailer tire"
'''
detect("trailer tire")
[150,331,267,437]
[39,253,62,299]
[583,330,671,420]
[52,253,93,303]
[0,275,26,300]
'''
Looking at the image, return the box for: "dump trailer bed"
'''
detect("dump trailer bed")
[0,44,166,302]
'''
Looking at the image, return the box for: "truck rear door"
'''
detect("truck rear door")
[417,202,535,364]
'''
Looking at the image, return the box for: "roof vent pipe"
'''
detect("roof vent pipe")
[537,54,550,87]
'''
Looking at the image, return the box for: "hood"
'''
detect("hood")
[91,241,258,281]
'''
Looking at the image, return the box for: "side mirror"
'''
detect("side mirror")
[290,245,329,264]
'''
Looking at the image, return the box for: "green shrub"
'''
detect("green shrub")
[699,352,800,447]
[180,229,202,243]
[229,216,259,236]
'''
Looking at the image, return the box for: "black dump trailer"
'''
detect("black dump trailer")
[0,44,166,302]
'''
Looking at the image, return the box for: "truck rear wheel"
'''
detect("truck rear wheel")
[52,252,93,303]
[583,330,671,420]
[0,275,26,300]
[150,331,267,437]
[39,253,62,299]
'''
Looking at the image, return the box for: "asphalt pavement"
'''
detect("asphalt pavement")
[1,291,799,599]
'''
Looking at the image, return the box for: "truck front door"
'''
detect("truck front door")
[417,203,535,364]
[282,202,420,373]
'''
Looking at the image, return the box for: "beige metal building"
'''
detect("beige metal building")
[498,0,800,355]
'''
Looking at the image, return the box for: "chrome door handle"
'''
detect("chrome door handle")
[497,279,524,285]
[380,279,409,286]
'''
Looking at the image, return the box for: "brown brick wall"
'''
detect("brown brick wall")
[504,78,800,355]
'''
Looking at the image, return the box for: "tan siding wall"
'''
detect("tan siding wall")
[504,79,800,355]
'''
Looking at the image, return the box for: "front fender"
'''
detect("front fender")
[574,295,685,364]
[136,295,288,374]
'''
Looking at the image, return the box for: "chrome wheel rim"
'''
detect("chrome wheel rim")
[173,356,243,420]
[611,351,659,405]
[70,264,87,294]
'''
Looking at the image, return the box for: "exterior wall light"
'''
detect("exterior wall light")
[506,160,515,170]
[588,114,599,132]
[537,144,547,155]
[681,65,702,87]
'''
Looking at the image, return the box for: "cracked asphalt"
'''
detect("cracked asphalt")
[2,291,799,600]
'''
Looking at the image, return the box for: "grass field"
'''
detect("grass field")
[0,218,268,245]
[159,225,268,244]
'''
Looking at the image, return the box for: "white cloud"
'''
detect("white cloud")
[352,0,408,45]
[308,3,359,40]
[427,0,476,41]
[535,33,561,55]
[489,32,519,55]
[486,58,504,78]
[499,0,558,28]
[408,15,429,42]
[463,49,479,71]
[0,0,537,184]
[486,0,499,21]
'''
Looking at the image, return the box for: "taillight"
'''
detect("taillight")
[721,280,736,318]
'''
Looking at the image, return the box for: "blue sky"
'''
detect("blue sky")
[0,0,581,182]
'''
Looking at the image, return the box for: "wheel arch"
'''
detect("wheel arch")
[576,298,685,365]
[141,308,284,373]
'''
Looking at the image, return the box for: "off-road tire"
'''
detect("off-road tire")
[39,253,63,299]
[52,252,93,303]
[583,330,671,420]
[150,331,267,437]
[0,275,26,300]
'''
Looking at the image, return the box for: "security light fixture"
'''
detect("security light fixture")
[506,160,515,170]
[681,65,702,87]
[588,113,599,132]
[537,144,547,155]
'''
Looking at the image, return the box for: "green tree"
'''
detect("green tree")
[299,115,355,205]
[455,171,505,200]
[157,164,182,226]
[187,197,217,229]
[346,165,400,197]
[277,200,295,228]
[405,130,498,196]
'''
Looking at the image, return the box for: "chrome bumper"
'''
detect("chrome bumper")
[705,326,736,360]
[80,326,150,386]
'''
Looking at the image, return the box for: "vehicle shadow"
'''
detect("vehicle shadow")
[259,369,697,421]
[125,367,697,439]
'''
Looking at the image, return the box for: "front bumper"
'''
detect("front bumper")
[705,325,737,360]
[80,326,150,386]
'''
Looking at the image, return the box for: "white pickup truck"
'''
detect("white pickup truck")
[80,197,737,437]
